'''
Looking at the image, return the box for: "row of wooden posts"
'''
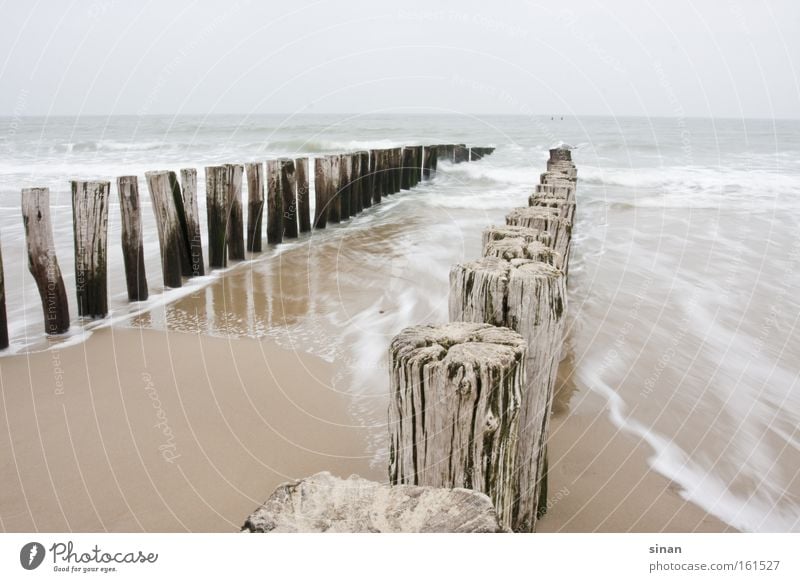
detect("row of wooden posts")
[0,144,494,349]
[387,146,577,532]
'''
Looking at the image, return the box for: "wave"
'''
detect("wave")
[580,164,800,211]
[581,164,800,192]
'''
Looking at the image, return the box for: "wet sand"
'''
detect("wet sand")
[0,317,730,533]
[538,381,734,532]
[0,327,378,532]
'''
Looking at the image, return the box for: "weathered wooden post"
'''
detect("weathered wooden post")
[246,162,264,252]
[313,156,329,229]
[280,158,298,238]
[413,145,423,184]
[369,150,381,205]
[266,159,284,244]
[389,321,526,531]
[352,153,363,214]
[391,148,402,193]
[145,171,190,287]
[117,176,148,301]
[70,180,110,318]
[296,157,311,233]
[179,169,205,276]
[348,153,360,216]
[534,181,575,201]
[401,147,414,190]
[328,155,342,223]
[21,188,70,334]
[379,150,390,197]
[484,238,560,266]
[422,146,434,180]
[454,144,469,164]
[338,154,352,219]
[529,195,576,224]
[205,165,230,268]
[506,207,572,265]
[227,164,245,261]
[449,256,567,532]
[0,237,8,349]
[359,151,371,210]
[545,147,577,181]
[430,145,438,176]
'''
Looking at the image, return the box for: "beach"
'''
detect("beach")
[1,114,798,532]
[0,323,729,533]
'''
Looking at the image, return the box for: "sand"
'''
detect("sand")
[0,327,379,532]
[0,321,730,532]
[538,395,734,532]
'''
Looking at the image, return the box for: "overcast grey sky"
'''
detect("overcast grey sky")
[1,0,798,118]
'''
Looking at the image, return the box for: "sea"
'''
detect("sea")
[0,113,798,532]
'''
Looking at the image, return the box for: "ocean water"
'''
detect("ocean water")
[1,114,799,532]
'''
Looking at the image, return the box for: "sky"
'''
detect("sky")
[0,0,798,118]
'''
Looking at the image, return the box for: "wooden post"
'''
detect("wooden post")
[549,146,572,162]
[179,168,205,276]
[534,182,575,202]
[71,180,110,318]
[352,153,363,214]
[506,207,572,265]
[117,176,148,301]
[401,147,414,190]
[369,150,381,205]
[0,236,8,349]
[21,188,70,334]
[266,159,284,244]
[205,165,230,268]
[280,158,298,238]
[454,144,469,164]
[382,149,391,197]
[338,154,352,219]
[328,155,342,223]
[246,162,264,252]
[296,157,311,233]
[388,321,526,531]
[391,148,402,193]
[346,153,358,217]
[359,151,371,210]
[422,146,434,180]
[449,256,567,532]
[145,170,194,286]
[413,146,423,184]
[313,156,329,229]
[227,164,245,261]
[529,195,576,224]
[482,225,556,262]
[430,145,438,176]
